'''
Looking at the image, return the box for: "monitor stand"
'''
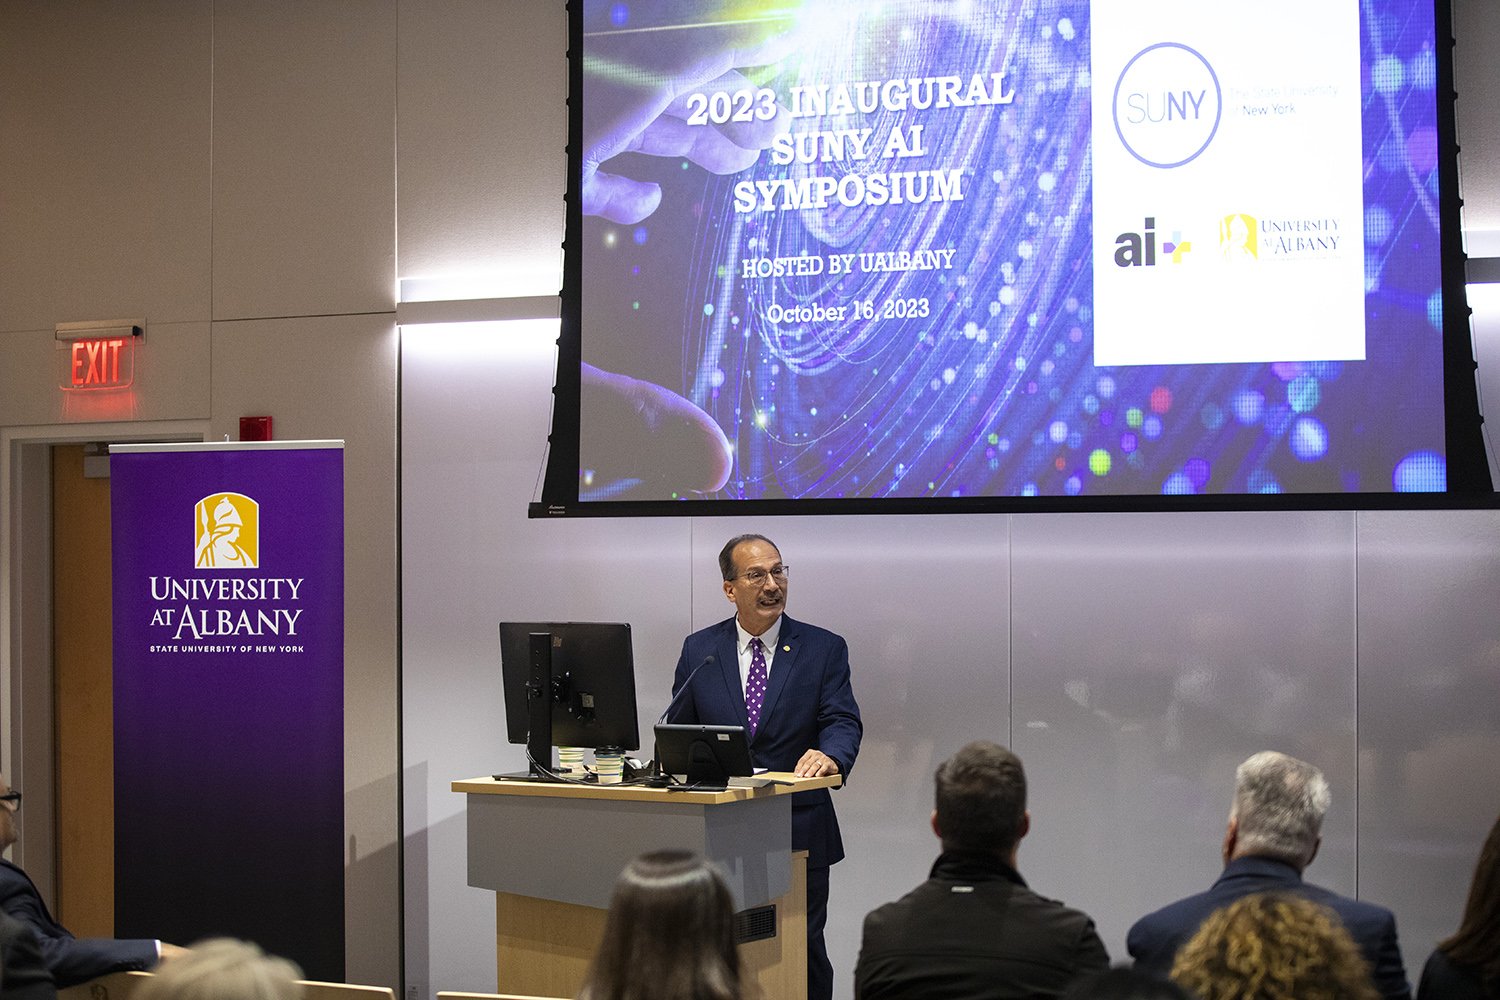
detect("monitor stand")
[492,631,572,783]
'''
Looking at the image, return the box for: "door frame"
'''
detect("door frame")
[0,419,208,903]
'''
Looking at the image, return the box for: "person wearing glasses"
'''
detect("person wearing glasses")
[669,533,863,1000]
[0,777,183,986]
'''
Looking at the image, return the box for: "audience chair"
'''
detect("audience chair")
[58,970,154,1000]
[437,989,569,1000]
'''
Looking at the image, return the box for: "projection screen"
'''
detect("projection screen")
[536,0,1492,515]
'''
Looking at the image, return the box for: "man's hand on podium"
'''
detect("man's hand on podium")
[793,749,840,778]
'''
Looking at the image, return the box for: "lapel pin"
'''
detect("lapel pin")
[783,645,791,652]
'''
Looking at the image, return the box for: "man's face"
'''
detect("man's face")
[723,539,788,636]
[0,778,17,853]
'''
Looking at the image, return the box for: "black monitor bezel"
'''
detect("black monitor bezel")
[654,723,755,786]
[499,621,641,753]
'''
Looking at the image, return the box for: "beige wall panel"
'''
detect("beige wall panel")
[1456,0,1500,238]
[210,313,399,987]
[0,333,63,429]
[0,1,212,333]
[1355,508,1500,967]
[0,324,209,429]
[396,0,566,297]
[212,1,397,321]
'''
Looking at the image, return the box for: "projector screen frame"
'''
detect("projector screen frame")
[536,0,1493,518]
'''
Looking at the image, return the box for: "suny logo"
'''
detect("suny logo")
[1113,42,1222,168]
[1114,217,1193,267]
[194,493,260,569]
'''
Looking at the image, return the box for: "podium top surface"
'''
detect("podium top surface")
[452,772,840,804]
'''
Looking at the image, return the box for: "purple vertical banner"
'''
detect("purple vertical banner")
[110,442,344,980]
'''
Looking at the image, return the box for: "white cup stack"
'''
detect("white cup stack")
[594,748,624,784]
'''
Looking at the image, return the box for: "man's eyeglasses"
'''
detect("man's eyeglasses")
[739,566,789,585]
[0,791,21,810]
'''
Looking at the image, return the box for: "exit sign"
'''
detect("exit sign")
[55,319,143,391]
[67,338,133,388]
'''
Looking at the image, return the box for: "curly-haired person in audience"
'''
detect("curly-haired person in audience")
[1169,892,1378,1000]
[135,939,302,1000]
[1420,812,1500,1000]
[578,851,747,1000]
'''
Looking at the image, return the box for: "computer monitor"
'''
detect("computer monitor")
[499,622,640,779]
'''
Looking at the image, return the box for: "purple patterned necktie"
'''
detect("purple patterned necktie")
[746,637,768,738]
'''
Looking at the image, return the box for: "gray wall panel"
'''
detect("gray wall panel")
[1356,508,1500,977]
[211,313,400,986]
[1471,285,1500,487]
[0,1,212,333]
[396,0,567,299]
[399,322,695,996]
[1011,512,1360,962]
[1456,0,1500,239]
[212,1,396,320]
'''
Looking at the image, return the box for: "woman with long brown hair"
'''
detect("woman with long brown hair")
[1420,814,1500,999]
[578,850,746,1000]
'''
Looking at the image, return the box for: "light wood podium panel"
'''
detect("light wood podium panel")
[454,774,836,1000]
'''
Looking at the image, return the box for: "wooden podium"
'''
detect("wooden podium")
[454,773,839,1000]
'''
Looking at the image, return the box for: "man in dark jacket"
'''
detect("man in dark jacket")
[0,777,179,988]
[854,741,1108,999]
[1127,751,1410,1000]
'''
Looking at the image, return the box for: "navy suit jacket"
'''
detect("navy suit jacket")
[0,909,56,1000]
[671,614,862,869]
[0,859,157,988]
[1127,856,1411,1000]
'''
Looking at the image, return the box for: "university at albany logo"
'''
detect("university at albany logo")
[194,493,260,569]
[1219,213,1258,259]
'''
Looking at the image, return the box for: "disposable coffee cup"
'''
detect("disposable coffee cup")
[594,748,624,785]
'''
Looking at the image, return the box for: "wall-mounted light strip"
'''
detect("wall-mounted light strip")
[395,296,559,328]
[1468,257,1500,285]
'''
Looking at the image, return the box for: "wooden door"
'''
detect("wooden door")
[51,443,114,935]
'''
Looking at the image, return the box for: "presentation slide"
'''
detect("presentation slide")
[575,0,1450,502]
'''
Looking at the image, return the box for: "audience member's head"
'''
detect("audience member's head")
[0,775,19,853]
[578,850,742,1000]
[932,740,1029,860]
[1225,751,1330,871]
[1437,812,1500,991]
[1169,892,1378,1000]
[136,939,302,1000]
[1060,967,1192,1000]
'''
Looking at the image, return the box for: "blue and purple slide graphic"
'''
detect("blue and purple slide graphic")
[577,0,1450,500]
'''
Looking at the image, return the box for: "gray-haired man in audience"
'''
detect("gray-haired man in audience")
[1127,750,1411,1000]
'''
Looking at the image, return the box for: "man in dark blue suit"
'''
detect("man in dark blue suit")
[671,534,862,1000]
[1127,751,1410,1000]
[0,777,177,988]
